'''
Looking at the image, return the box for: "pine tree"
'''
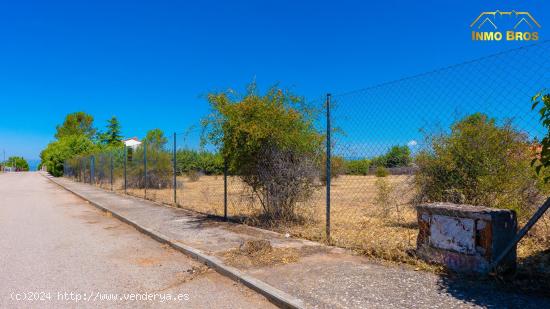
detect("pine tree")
[102,116,123,146]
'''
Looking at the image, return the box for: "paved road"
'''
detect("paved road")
[0,172,274,308]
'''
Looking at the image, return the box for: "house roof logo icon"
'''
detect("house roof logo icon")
[470,11,541,30]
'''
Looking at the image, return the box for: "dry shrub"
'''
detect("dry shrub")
[374,177,394,217]
[187,169,201,182]
[375,166,389,177]
[242,144,319,222]
[222,239,299,268]
[320,155,346,185]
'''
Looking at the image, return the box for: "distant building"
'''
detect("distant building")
[122,137,142,150]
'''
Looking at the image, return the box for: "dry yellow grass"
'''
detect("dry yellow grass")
[91,174,550,271]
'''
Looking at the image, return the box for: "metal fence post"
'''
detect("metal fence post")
[224,160,228,221]
[173,132,177,206]
[124,147,127,193]
[110,152,114,191]
[90,155,95,185]
[325,93,332,241]
[144,144,147,199]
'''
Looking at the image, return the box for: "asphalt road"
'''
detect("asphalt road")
[0,172,274,308]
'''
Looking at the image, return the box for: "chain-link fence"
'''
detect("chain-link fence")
[63,41,550,270]
[322,42,550,265]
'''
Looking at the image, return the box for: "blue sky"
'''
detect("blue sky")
[0,0,549,165]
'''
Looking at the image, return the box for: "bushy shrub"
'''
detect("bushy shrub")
[40,135,97,177]
[203,83,322,221]
[176,149,200,174]
[176,149,223,175]
[320,155,346,185]
[345,159,370,175]
[244,144,318,219]
[375,166,389,177]
[126,145,172,189]
[375,177,394,216]
[199,151,224,175]
[531,91,550,181]
[186,169,202,182]
[415,113,545,217]
[126,129,172,189]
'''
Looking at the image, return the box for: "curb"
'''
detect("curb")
[44,174,305,309]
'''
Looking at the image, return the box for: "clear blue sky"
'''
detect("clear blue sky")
[0,0,548,164]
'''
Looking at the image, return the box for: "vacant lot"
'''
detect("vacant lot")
[90,173,550,275]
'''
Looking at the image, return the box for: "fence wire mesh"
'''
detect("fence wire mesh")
[62,41,550,271]
[175,128,224,216]
[324,41,550,264]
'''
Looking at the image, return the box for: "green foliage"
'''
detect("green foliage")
[375,166,389,177]
[175,149,224,175]
[40,112,102,176]
[203,84,322,168]
[202,83,322,220]
[144,128,168,150]
[345,159,370,175]
[40,135,97,177]
[199,151,224,175]
[372,145,411,168]
[415,113,544,217]
[320,155,346,184]
[3,156,29,171]
[127,145,172,189]
[55,112,96,139]
[176,149,223,175]
[531,91,550,182]
[99,116,123,147]
[175,149,200,173]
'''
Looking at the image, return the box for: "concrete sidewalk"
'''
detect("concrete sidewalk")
[49,175,550,308]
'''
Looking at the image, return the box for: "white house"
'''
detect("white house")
[122,137,142,150]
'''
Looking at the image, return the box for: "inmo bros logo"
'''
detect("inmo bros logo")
[471,11,541,41]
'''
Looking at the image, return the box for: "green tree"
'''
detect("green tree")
[202,83,322,220]
[100,116,123,147]
[40,135,97,176]
[372,145,411,168]
[144,128,168,150]
[55,112,96,139]
[4,156,29,171]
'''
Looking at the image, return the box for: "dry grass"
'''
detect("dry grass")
[89,174,550,273]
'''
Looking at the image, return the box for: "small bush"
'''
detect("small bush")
[127,145,172,189]
[320,155,346,185]
[187,169,202,182]
[375,166,389,177]
[374,177,394,216]
[345,159,370,175]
